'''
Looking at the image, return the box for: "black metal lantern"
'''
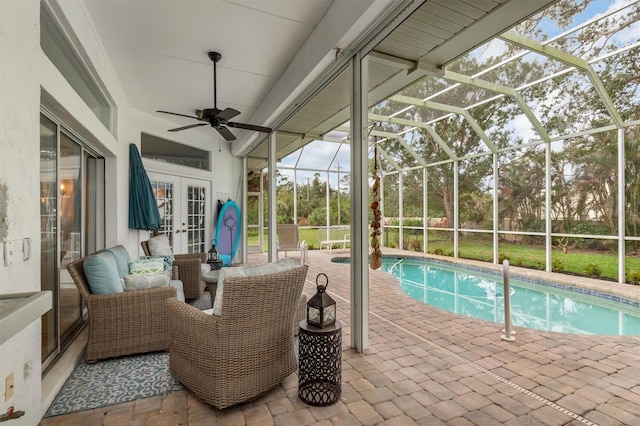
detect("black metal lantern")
[307,273,336,328]
[208,244,219,262]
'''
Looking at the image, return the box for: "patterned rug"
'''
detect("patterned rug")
[44,351,183,418]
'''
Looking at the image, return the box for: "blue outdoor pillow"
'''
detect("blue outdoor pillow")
[83,251,124,295]
[105,245,131,278]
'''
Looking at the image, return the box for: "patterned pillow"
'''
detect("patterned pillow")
[140,255,174,272]
[123,272,170,291]
[128,258,165,275]
[148,234,173,256]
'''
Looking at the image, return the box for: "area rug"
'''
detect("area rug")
[44,351,183,418]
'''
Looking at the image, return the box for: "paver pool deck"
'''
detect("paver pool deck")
[41,249,640,425]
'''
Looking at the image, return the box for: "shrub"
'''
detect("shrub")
[403,218,424,227]
[552,258,565,272]
[584,263,602,278]
[409,238,422,252]
[626,270,640,285]
[513,257,524,267]
[498,252,511,264]
[308,208,326,226]
[433,247,445,256]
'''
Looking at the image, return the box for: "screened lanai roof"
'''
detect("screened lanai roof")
[247,0,639,175]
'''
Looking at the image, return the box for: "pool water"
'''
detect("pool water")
[334,256,640,336]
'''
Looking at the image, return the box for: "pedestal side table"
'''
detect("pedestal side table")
[207,259,223,271]
[298,320,342,406]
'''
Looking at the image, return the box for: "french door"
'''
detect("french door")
[148,173,212,254]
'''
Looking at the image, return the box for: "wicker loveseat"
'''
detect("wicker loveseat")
[166,264,309,409]
[67,245,183,363]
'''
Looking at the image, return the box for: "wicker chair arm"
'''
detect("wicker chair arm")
[173,256,206,299]
[174,253,207,263]
[167,298,219,359]
[83,286,177,362]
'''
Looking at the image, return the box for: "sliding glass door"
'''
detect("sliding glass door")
[40,112,104,369]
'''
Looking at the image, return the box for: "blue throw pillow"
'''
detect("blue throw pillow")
[105,245,131,278]
[83,251,123,294]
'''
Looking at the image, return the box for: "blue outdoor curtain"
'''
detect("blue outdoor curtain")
[128,143,162,230]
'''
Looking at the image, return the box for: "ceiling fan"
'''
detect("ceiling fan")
[157,51,272,141]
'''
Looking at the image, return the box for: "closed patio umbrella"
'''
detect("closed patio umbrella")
[128,143,162,230]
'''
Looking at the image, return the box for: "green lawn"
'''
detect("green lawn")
[249,227,640,283]
[247,227,349,251]
[444,238,640,283]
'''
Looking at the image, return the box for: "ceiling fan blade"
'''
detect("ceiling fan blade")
[157,110,199,120]
[227,121,272,133]
[168,123,208,132]
[216,107,241,122]
[216,126,236,141]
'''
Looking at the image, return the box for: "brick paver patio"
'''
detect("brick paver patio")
[41,249,640,425]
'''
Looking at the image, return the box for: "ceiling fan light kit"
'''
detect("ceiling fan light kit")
[157,51,272,141]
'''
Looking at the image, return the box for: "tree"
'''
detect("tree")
[372,57,522,227]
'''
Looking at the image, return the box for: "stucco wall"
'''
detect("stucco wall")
[0,0,239,423]
[0,1,45,424]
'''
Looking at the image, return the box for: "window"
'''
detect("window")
[141,133,210,171]
[40,2,111,130]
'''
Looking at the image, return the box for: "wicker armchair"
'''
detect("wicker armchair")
[166,264,309,409]
[67,256,177,363]
[141,239,207,300]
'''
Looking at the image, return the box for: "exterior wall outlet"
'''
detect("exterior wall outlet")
[4,372,14,401]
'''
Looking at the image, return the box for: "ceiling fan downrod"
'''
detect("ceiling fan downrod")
[208,51,221,110]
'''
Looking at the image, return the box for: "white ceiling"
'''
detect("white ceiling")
[80,0,558,160]
[80,0,385,142]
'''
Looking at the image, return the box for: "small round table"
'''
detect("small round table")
[298,320,342,406]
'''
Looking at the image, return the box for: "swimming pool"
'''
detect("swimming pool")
[333,256,640,336]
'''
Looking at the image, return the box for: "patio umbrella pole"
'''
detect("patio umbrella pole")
[501,260,516,342]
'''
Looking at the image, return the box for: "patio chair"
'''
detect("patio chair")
[166,264,309,409]
[67,248,178,363]
[141,236,207,300]
[276,224,307,264]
